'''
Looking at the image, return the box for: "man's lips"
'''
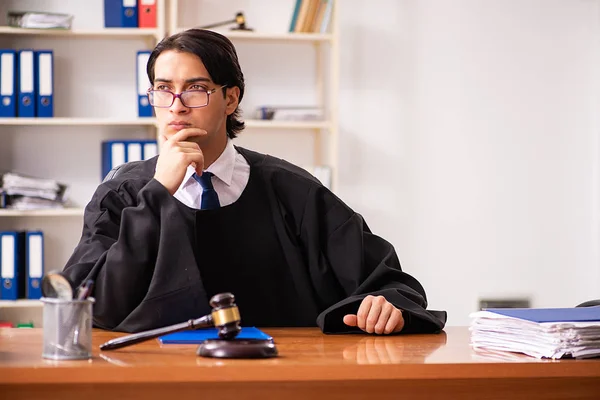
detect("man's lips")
[168,122,192,130]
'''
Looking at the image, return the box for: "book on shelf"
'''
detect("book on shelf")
[289,0,333,33]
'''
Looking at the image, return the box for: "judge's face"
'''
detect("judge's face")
[151,50,239,147]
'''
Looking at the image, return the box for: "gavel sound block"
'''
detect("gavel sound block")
[98,293,277,358]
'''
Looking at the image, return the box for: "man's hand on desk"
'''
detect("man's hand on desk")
[343,295,405,334]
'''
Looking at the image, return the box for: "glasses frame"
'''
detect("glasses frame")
[146,84,228,108]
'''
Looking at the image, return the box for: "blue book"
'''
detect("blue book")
[486,307,600,323]
[158,327,272,344]
[288,0,303,32]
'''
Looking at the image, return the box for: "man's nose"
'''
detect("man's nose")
[170,95,188,113]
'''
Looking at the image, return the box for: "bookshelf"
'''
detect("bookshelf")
[0,0,167,325]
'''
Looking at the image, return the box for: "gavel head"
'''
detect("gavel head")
[210,293,242,340]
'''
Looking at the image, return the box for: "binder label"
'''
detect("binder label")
[143,142,158,159]
[0,53,14,96]
[124,0,136,7]
[137,52,150,95]
[141,0,155,4]
[1,235,14,279]
[112,143,126,167]
[127,143,142,162]
[39,53,52,96]
[20,51,33,92]
[29,235,43,278]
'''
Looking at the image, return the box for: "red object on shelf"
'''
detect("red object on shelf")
[138,0,157,28]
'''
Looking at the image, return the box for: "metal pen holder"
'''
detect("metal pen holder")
[41,297,94,360]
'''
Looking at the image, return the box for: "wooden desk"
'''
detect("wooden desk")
[1,326,599,400]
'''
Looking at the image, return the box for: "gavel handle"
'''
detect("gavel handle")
[99,315,213,351]
[198,18,236,29]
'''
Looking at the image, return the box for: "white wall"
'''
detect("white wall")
[337,0,600,325]
[2,0,599,327]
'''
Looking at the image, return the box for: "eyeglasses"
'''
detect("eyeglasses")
[147,85,227,108]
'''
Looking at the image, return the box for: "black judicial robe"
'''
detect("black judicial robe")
[62,147,447,334]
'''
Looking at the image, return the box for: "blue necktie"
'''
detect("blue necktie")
[193,172,220,210]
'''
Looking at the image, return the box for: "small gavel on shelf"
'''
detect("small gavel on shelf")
[99,292,241,351]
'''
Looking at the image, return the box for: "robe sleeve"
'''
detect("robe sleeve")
[62,178,185,330]
[310,189,447,334]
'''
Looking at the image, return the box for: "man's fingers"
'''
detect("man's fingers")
[343,314,358,327]
[169,128,207,143]
[356,296,373,331]
[365,296,385,333]
[384,309,404,334]
[173,141,201,150]
[374,303,393,334]
[158,134,167,147]
[172,147,202,154]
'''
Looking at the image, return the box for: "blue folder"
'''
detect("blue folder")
[0,49,17,117]
[486,307,600,323]
[25,231,44,300]
[0,231,25,300]
[17,49,36,118]
[35,50,53,118]
[104,0,138,28]
[136,51,153,117]
[158,327,272,344]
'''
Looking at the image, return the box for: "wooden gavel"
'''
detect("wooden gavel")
[99,292,241,351]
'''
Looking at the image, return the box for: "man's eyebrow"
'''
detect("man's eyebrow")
[154,77,212,84]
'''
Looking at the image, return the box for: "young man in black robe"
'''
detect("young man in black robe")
[62,29,446,335]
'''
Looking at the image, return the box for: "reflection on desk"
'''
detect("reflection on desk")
[342,331,447,364]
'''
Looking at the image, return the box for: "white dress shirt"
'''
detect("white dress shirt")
[173,139,250,209]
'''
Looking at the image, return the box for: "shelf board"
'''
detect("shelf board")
[0,299,42,308]
[245,119,331,129]
[0,118,328,129]
[0,26,160,39]
[176,29,332,43]
[0,208,84,217]
[0,117,157,126]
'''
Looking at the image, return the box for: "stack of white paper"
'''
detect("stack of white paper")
[470,307,600,359]
[7,11,73,29]
[1,172,69,209]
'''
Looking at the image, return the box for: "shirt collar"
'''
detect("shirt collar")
[181,139,236,187]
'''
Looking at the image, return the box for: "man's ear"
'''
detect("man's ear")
[225,86,240,115]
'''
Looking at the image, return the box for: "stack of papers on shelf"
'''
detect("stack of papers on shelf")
[254,106,324,121]
[0,172,69,209]
[470,307,600,359]
[7,11,73,29]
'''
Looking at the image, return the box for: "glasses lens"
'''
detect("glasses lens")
[149,91,174,107]
[181,91,209,107]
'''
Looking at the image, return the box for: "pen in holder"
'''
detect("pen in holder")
[41,297,95,360]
